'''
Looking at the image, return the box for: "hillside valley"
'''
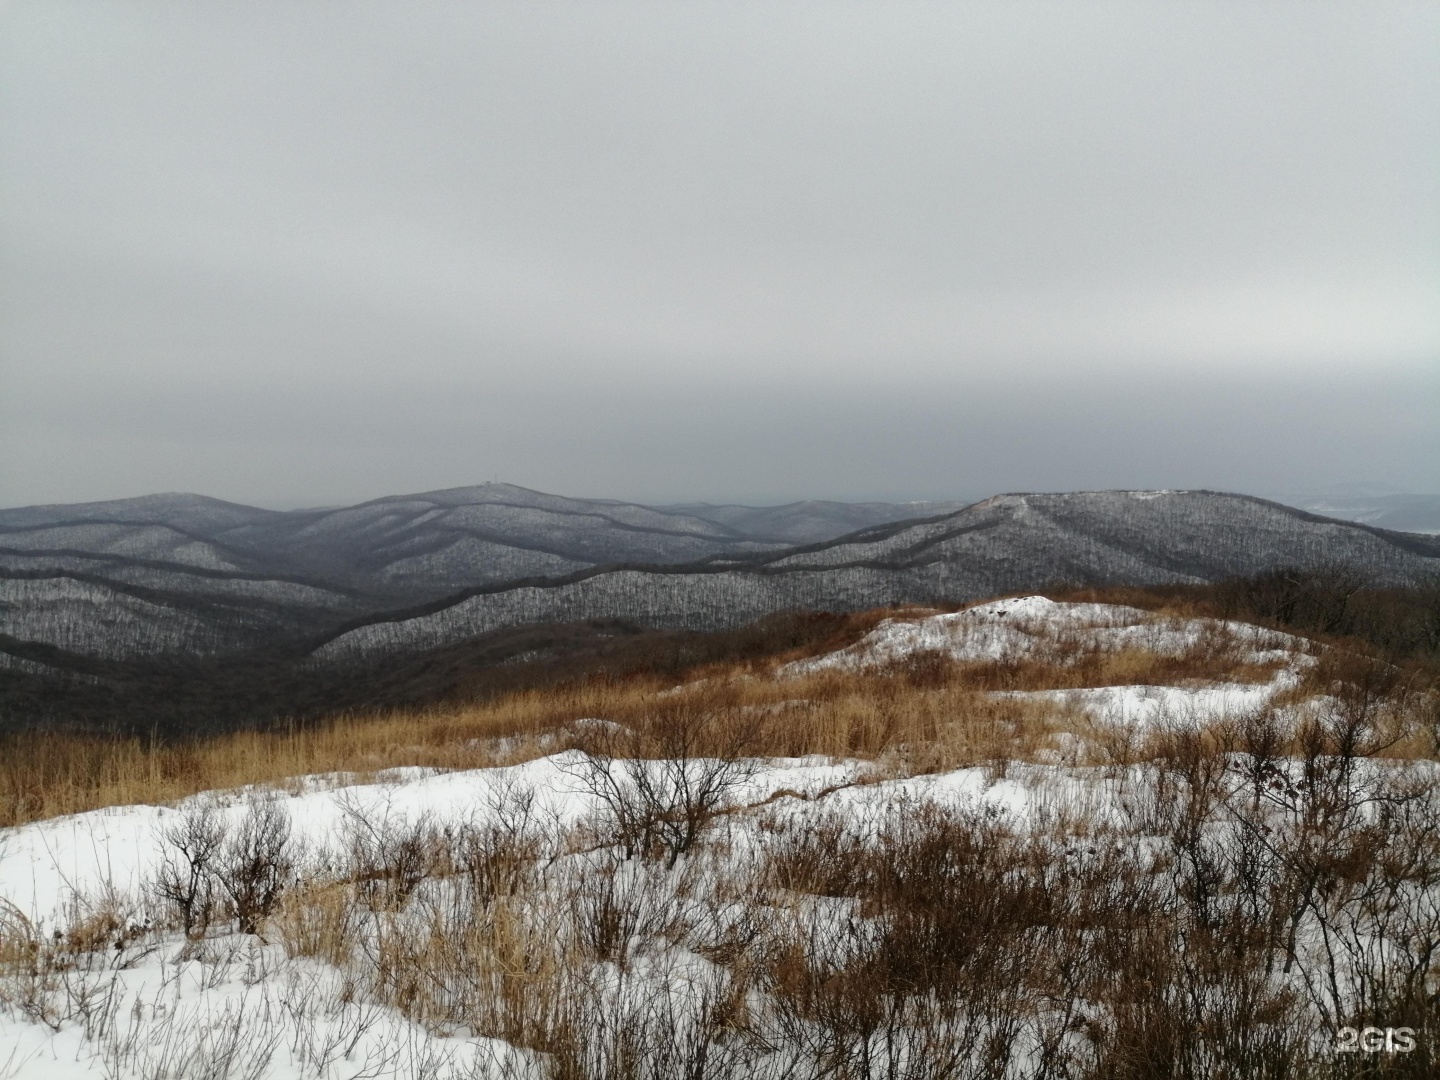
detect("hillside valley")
[2,485,1437,732]
[2,588,1439,1078]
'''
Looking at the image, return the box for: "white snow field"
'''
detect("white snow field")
[0,752,1056,1079]
[0,752,1188,1079]
[0,754,869,928]
[1,598,1434,1078]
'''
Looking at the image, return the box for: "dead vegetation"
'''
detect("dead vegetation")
[1,577,1436,829]
[5,707,1440,1076]
[4,575,1440,1076]
[0,668,1073,828]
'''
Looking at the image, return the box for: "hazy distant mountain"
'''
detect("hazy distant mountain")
[0,484,779,663]
[1285,492,1440,535]
[0,484,774,602]
[0,494,363,663]
[4,486,1438,681]
[316,490,1440,661]
[659,499,970,544]
[5,485,1439,732]
[199,484,774,596]
[3,487,972,637]
[0,492,282,534]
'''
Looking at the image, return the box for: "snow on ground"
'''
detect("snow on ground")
[0,753,1063,1080]
[5,744,1434,1078]
[0,942,520,1080]
[781,597,1140,673]
[1007,681,1283,729]
[781,595,1315,729]
[0,603,1355,1078]
[784,596,1305,676]
[0,753,861,928]
[0,753,1093,941]
[0,749,1141,939]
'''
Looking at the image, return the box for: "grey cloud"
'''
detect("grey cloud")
[2,1,1437,508]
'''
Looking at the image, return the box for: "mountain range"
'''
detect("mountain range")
[1285,491,1440,535]
[3,484,1437,730]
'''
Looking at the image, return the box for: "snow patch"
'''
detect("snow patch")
[783,596,1307,678]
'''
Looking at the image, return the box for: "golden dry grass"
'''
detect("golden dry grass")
[0,665,1071,827]
[2,591,1430,829]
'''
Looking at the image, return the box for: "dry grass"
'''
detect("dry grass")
[0,664,1075,828]
[2,589,1433,829]
[4,582,1439,1077]
[0,699,561,828]
[5,675,1440,1077]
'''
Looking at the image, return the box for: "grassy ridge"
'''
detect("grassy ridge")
[2,577,1435,829]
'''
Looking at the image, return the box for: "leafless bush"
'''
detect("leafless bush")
[567,853,691,973]
[1220,565,1370,637]
[543,960,776,1080]
[338,795,441,911]
[154,802,228,937]
[98,990,275,1080]
[760,802,1046,1078]
[451,775,553,905]
[564,706,759,867]
[278,965,394,1077]
[217,796,295,935]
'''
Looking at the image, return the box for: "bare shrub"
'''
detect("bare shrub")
[1222,697,1440,1056]
[97,989,275,1080]
[337,795,440,911]
[564,706,758,867]
[154,802,228,937]
[567,852,690,973]
[763,813,870,898]
[760,802,1046,1078]
[1221,565,1370,637]
[1139,702,1440,1073]
[217,796,295,936]
[544,960,776,1080]
[451,776,552,905]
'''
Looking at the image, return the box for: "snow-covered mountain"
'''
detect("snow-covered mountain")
[659,498,971,544]
[0,485,774,603]
[315,490,1440,661]
[0,484,783,665]
[3,486,1437,730]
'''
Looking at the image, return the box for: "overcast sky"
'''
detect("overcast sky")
[2,2,1437,509]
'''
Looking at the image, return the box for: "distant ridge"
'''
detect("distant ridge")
[2,486,1436,678]
[659,498,971,544]
[312,489,1440,661]
[1286,491,1440,536]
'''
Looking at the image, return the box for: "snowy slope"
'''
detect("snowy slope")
[315,490,1440,661]
[0,754,1009,1080]
[5,746,1435,1078]
[779,595,1313,729]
